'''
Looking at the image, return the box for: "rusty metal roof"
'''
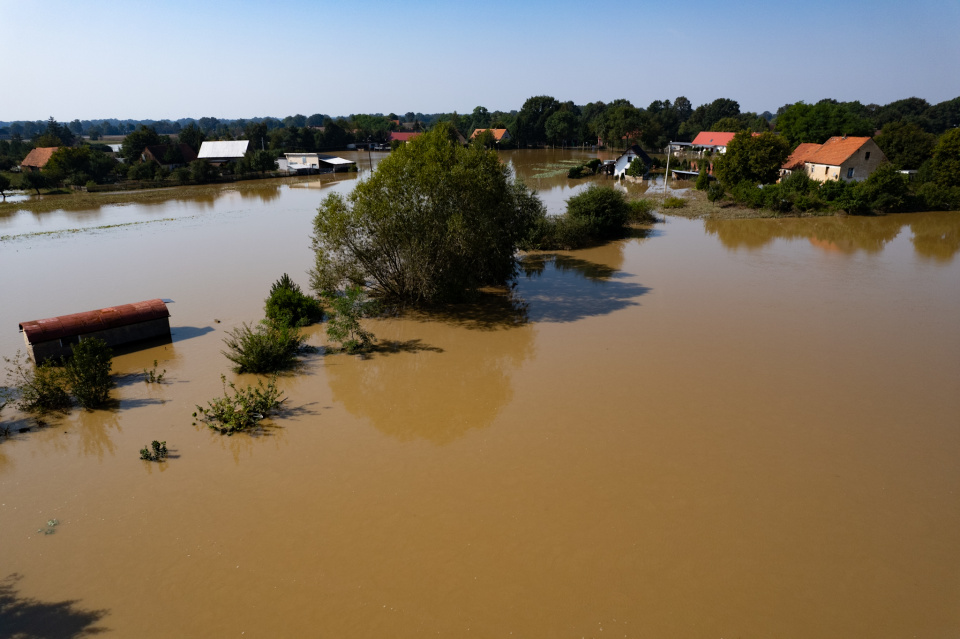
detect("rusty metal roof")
[19,299,170,344]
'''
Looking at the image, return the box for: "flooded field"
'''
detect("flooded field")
[1,150,959,637]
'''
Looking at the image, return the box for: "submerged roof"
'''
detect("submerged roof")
[690,131,737,147]
[21,147,59,168]
[805,136,872,166]
[20,299,170,343]
[197,140,249,159]
[782,142,822,170]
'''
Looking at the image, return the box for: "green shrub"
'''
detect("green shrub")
[566,185,631,238]
[222,321,305,374]
[189,159,217,184]
[819,179,847,202]
[761,184,792,213]
[707,183,725,203]
[140,440,168,461]
[65,338,114,409]
[265,274,323,328]
[567,164,586,179]
[194,375,285,434]
[4,352,72,413]
[173,167,191,185]
[695,166,710,190]
[585,159,602,173]
[325,286,376,354]
[730,182,765,208]
[627,198,657,224]
[625,157,647,177]
[661,196,687,209]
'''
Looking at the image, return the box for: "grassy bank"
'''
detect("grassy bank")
[641,185,835,221]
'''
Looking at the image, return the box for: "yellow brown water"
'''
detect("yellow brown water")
[1,153,959,637]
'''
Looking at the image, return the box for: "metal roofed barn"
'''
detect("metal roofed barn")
[197,140,250,164]
[19,299,171,363]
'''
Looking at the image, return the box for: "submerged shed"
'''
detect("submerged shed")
[19,299,171,363]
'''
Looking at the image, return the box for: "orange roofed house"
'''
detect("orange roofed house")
[470,128,511,143]
[786,136,886,183]
[20,147,59,172]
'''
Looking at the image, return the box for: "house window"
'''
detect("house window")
[865,152,871,161]
[825,166,828,175]
[847,168,854,179]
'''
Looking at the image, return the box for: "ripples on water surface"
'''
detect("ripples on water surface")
[0,150,959,637]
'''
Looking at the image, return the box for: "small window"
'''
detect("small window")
[847,168,854,179]
[865,152,871,161]
[824,166,828,175]
[59,335,79,347]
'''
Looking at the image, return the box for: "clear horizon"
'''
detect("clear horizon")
[1,0,957,122]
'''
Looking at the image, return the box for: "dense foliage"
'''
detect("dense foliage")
[4,352,72,413]
[194,375,285,434]
[714,131,791,187]
[525,186,656,250]
[310,123,544,305]
[324,286,376,354]
[222,321,305,374]
[65,338,114,409]
[264,274,323,327]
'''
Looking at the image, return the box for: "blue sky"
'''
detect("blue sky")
[1,0,957,121]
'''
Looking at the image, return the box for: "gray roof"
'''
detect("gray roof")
[197,140,250,159]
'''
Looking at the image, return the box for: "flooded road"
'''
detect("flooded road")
[1,151,959,637]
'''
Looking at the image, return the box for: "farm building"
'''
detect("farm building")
[19,299,171,363]
[20,147,59,172]
[282,153,356,173]
[197,140,250,164]
[614,145,654,178]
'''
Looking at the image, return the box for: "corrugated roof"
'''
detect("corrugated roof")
[20,147,59,168]
[197,140,250,159]
[805,136,871,166]
[20,299,170,344]
[690,132,737,147]
[782,142,822,170]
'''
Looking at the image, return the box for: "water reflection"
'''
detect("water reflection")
[703,212,960,261]
[518,248,650,323]
[909,213,960,262]
[326,312,535,444]
[76,409,121,461]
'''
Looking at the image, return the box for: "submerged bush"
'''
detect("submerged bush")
[65,338,114,409]
[627,198,657,224]
[566,185,631,239]
[661,196,687,209]
[265,273,323,327]
[4,352,71,413]
[140,440,168,461]
[222,320,305,374]
[325,286,376,354]
[195,375,285,434]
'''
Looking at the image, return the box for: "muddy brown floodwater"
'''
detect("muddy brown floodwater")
[1,150,959,637]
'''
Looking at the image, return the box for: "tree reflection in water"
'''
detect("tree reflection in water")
[704,211,960,261]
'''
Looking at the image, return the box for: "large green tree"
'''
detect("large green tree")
[874,121,936,170]
[120,125,162,164]
[775,100,874,146]
[310,123,545,304]
[714,131,791,187]
[516,95,560,147]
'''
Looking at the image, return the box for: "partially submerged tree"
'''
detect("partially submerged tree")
[310,123,544,305]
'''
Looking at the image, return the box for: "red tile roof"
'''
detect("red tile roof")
[782,142,822,170]
[805,136,872,166]
[20,147,59,169]
[388,131,421,142]
[20,299,170,343]
[691,131,737,147]
[470,128,510,141]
